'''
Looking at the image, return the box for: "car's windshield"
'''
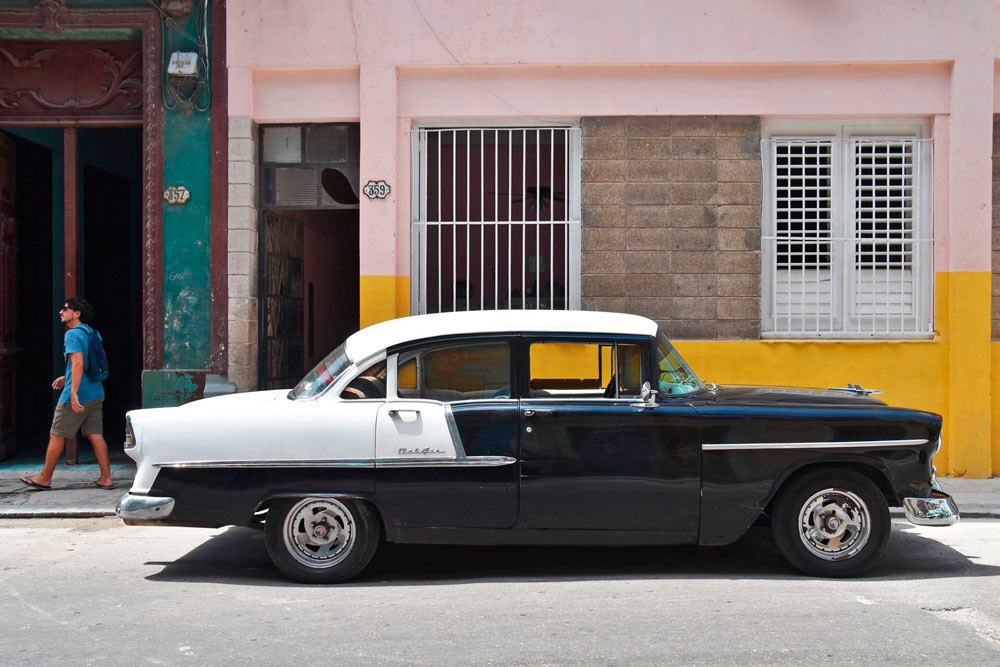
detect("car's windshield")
[656,330,705,395]
[288,343,352,400]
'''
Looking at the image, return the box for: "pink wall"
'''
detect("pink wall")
[228,1,1000,276]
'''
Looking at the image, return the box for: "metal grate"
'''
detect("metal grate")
[763,137,933,337]
[412,127,581,314]
[772,140,835,328]
[273,168,319,207]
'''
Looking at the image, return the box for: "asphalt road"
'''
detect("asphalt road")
[1,518,999,666]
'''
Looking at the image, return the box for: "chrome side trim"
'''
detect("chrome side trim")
[116,493,175,520]
[903,492,960,526]
[153,456,517,469]
[702,438,929,451]
[155,459,376,469]
[376,456,516,468]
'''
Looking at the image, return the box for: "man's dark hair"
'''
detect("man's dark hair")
[64,296,94,324]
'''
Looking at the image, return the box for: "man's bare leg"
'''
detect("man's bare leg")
[22,433,67,487]
[86,433,113,487]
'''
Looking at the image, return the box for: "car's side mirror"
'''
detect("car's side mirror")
[632,381,659,410]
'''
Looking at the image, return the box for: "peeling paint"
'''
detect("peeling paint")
[142,370,207,408]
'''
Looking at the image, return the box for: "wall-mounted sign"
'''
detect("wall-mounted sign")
[163,185,190,204]
[362,180,390,199]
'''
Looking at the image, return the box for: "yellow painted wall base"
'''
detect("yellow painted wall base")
[993,341,1000,476]
[676,271,994,478]
[359,275,410,328]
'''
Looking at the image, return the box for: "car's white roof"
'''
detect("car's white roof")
[344,310,658,363]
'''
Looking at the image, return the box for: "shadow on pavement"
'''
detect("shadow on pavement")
[143,521,1000,587]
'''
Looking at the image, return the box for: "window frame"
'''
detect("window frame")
[386,335,518,404]
[761,118,934,339]
[519,334,651,403]
[339,358,388,402]
[410,123,583,315]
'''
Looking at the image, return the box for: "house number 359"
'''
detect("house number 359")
[363,180,391,199]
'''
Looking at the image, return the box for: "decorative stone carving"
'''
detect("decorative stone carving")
[0,47,56,69]
[0,43,142,113]
[36,0,67,34]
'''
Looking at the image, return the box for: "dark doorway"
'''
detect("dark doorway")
[80,128,143,451]
[12,134,54,452]
[259,209,359,390]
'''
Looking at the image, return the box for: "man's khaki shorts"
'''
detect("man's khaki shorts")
[50,397,104,437]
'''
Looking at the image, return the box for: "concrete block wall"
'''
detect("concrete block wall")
[993,115,1000,340]
[580,115,762,340]
[227,115,259,391]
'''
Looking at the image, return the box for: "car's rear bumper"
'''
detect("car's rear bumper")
[903,490,960,526]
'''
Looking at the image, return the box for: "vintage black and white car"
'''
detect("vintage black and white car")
[117,310,959,582]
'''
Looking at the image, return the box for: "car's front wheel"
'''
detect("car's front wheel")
[771,469,890,577]
[264,497,380,584]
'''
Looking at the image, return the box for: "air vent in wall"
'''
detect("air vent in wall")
[261,123,361,209]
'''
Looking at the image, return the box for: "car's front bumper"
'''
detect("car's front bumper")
[903,490,960,526]
[116,493,175,523]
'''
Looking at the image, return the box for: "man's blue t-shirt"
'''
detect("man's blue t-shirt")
[59,324,105,404]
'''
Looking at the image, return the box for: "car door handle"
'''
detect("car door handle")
[388,409,420,417]
[523,409,555,417]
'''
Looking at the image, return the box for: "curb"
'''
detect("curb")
[0,508,117,519]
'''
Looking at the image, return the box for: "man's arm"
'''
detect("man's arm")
[69,351,84,412]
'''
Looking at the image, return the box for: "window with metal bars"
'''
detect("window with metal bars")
[762,122,933,337]
[411,127,581,314]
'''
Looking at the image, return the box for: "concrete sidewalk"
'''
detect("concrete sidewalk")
[0,460,136,518]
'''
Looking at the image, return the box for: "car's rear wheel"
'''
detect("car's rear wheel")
[264,497,380,584]
[771,469,890,577]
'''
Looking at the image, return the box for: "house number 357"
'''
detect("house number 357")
[363,180,391,199]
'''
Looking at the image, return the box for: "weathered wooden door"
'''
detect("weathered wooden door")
[0,133,18,459]
[260,211,304,390]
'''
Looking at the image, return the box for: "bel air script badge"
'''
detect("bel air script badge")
[398,447,445,455]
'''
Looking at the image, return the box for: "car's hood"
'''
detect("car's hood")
[708,384,888,407]
[179,389,290,409]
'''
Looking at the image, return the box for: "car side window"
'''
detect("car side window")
[395,341,511,402]
[528,341,643,399]
[340,360,387,400]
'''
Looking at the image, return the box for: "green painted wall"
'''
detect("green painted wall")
[158,4,213,377]
[162,111,212,370]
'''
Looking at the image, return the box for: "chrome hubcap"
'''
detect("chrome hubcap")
[797,488,870,561]
[282,498,356,569]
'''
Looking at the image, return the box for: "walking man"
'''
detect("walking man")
[19,297,113,490]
